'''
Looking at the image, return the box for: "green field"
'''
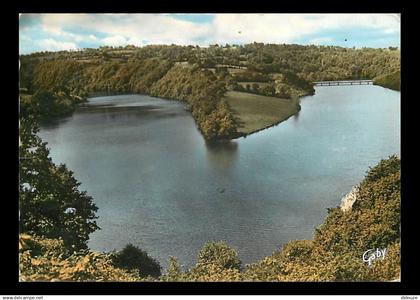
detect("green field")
[224,91,300,135]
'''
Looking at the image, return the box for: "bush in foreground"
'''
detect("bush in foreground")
[112,244,162,278]
[19,234,140,282]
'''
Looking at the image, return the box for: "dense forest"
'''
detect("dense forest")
[19,43,400,140]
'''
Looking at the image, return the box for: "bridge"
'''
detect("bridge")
[314,80,373,86]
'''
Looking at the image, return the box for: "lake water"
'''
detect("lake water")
[39,85,400,270]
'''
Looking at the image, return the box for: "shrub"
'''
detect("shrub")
[19,117,99,251]
[19,234,139,282]
[112,244,162,278]
[196,241,241,270]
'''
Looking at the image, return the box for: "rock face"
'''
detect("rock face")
[340,186,359,212]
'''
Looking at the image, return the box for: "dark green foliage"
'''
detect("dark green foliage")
[19,56,39,93]
[19,117,99,250]
[234,70,271,82]
[281,70,315,94]
[20,89,84,122]
[112,244,162,278]
[34,90,56,116]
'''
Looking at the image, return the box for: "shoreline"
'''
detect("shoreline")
[86,90,305,142]
[232,104,301,140]
[225,90,304,140]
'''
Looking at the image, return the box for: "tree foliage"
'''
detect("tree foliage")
[19,117,99,251]
[19,234,141,282]
[112,244,162,278]
[373,70,400,91]
[149,65,238,140]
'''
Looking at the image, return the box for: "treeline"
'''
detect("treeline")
[231,70,315,98]
[84,58,173,94]
[21,57,172,95]
[21,43,399,81]
[20,154,400,281]
[20,89,86,122]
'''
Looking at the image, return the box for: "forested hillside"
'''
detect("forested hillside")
[374,70,401,91]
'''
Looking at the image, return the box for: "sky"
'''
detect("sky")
[19,14,400,54]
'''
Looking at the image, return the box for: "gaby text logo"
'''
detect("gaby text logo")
[362,248,387,266]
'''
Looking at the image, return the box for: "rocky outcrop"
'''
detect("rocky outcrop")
[340,186,359,212]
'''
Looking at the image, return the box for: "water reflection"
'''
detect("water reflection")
[40,116,73,130]
[205,141,239,170]
[292,110,300,122]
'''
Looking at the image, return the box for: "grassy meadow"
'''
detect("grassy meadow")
[224,91,300,136]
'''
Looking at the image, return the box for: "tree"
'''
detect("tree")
[19,117,99,250]
[33,90,56,118]
[251,83,260,93]
[196,241,241,270]
[112,244,162,278]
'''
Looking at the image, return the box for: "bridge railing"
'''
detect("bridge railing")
[314,80,373,86]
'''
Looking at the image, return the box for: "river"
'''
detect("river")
[39,84,400,269]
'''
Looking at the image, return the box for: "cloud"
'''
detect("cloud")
[101,35,128,46]
[19,14,400,53]
[37,39,78,51]
[210,14,400,45]
[308,37,334,45]
[41,24,98,43]
[37,14,212,46]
